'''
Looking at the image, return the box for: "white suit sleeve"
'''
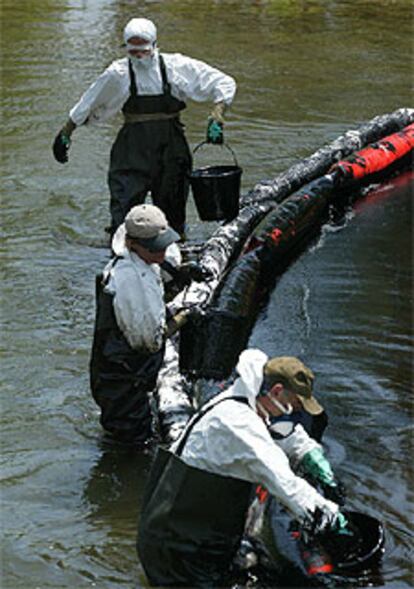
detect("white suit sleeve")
[111,263,166,353]
[169,54,236,105]
[69,64,127,126]
[205,406,338,522]
[271,423,321,468]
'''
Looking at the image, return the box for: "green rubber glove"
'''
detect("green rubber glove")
[302,448,346,505]
[332,512,354,536]
[301,447,335,485]
[206,118,224,144]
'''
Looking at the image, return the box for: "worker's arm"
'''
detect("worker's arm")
[269,420,346,506]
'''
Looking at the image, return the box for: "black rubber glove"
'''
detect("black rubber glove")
[321,479,346,507]
[161,261,213,290]
[301,508,349,546]
[52,119,76,164]
[52,131,71,163]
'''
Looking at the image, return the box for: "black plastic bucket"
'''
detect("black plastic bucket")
[189,142,242,222]
[321,511,385,572]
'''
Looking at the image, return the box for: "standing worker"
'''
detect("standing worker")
[137,348,354,587]
[90,203,181,444]
[52,17,236,237]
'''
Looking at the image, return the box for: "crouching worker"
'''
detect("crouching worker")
[137,348,352,587]
[89,204,180,444]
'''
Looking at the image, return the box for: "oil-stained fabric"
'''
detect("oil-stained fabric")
[104,247,166,352]
[89,255,165,442]
[137,397,253,587]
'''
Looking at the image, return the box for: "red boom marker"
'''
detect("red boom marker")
[334,123,414,180]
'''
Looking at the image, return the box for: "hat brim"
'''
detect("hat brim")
[300,395,324,416]
[134,227,180,252]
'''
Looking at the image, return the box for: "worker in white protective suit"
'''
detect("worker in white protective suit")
[137,348,352,587]
[52,17,236,237]
[89,203,187,444]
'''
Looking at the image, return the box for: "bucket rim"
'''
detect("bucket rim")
[189,164,243,179]
[327,511,385,571]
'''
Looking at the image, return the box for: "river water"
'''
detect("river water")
[1,1,412,588]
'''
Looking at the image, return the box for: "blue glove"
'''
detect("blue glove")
[301,448,335,485]
[207,102,226,145]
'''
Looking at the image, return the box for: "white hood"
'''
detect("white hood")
[111,223,128,257]
[231,348,268,408]
[123,18,157,44]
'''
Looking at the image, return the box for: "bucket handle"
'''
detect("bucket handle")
[192,141,239,167]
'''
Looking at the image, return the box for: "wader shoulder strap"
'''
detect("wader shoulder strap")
[175,396,250,457]
[128,55,171,97]
[158,54,171,95]
[128,59,138,97]
[98,256,123,286]
[100,255,123,288]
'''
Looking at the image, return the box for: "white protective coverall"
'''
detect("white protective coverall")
[108,224,181,351]
[89,226,181,441]
[69,49,236,127]
[174,348,339,522]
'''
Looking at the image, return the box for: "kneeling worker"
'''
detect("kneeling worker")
[137,348,351,587]
[89,203,180,444]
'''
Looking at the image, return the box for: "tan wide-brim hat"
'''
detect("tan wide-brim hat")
[264,356,324,415]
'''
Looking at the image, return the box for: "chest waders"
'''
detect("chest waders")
[108,56,192,236]
[137,397,254,587]
[89,257,164,443]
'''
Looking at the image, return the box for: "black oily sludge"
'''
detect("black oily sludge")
[242,107,414,207]
[157,109,414,438]
[179,174,336,380]
[179,251,263,380]
[177,122,413,383]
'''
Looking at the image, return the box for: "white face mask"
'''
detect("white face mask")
[129,52,155,69]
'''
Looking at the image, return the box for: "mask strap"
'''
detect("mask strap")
[256,400,270,423]
[269,397,293,415]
